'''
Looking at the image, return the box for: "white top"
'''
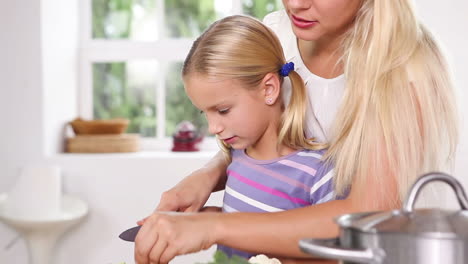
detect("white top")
[264,10,346,143]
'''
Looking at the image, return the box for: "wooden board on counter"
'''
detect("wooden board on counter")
[66,134,140,153]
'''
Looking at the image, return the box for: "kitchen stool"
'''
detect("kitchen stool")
[0,194,88,264]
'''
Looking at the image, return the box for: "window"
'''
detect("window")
[80,0,281,149]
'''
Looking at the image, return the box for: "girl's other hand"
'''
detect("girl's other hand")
[134,212,219,264]
[155,171,211,213]
[137,169,214,225]
[136,208,222,227]
[138,151,228,225]
[156,151,228,213]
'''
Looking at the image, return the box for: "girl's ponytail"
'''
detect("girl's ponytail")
[278,70,326,150]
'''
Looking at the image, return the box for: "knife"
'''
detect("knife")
[119,225,141,242]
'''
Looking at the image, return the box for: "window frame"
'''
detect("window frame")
[79,0,276,151]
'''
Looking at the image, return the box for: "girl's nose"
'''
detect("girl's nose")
[207,117,223,135]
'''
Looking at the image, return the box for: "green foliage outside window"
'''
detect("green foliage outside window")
[92,0,157,39]
[93,62,157,136]
[164,0,217,38]
[242,0,279,20]
[91,0,280,137]
[92,0,133,39]
[165,63,207,136]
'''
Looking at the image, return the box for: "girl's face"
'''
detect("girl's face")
[282,0,362,41]
[184,74,277,151]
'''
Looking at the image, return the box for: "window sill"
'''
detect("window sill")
[56,136,220,160]
[53,150,218,160]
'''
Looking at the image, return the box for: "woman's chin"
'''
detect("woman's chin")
[291,27,323,42]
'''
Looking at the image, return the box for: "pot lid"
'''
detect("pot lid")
[338,172,468,239]
[340,208,468,239]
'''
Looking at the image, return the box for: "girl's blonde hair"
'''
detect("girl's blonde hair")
[327,0,459,205]
[183,15,325,157]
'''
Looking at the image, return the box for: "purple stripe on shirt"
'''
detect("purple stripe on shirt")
[310,178,334,203]
[277,159,317,176]
[228,170,310,205]
[235,158,310,191]
[223,191,272,212]
[224,170,308,210]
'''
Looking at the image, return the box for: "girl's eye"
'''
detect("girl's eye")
[218,108,230,115]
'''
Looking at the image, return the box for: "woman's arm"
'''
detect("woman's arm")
[214,150,400,258]
[214,171,399,258]
[156,151,228,212]
[134,168,400,263]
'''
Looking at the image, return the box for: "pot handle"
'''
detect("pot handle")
[403,172,468,212]
[299,238,385,263]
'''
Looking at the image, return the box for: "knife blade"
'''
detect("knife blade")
[119,225,141,242]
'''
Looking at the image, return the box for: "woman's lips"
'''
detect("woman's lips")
[291,14,318,29]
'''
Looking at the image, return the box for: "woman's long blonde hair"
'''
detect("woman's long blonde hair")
[183,15,325,157]
[327,0,459,204]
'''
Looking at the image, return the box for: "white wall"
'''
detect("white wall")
[0,1,45,262]
[415,0,468,156]
[0,0,44,190]
[0,0,467,264]
[50,153,223,264]
[0,153,223,264]
[415,0,468,206]
[41,0,79,156]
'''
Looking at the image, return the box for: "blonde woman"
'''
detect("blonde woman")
[135,0,458,263]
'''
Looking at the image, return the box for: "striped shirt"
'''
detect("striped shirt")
[218,149,335,258]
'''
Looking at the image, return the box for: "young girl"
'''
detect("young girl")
[135,15,337,262]
[182,15,336,259]
[136,0,459,263]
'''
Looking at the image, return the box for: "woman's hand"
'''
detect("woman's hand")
[134,212,219,264]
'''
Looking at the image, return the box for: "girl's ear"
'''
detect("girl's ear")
[261,73,281,106]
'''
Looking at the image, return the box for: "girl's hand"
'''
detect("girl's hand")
[156,170,212,212]
[156,151,228,213]
[137,170,216,226]
[134,212,219,264]
[138,151,229,226]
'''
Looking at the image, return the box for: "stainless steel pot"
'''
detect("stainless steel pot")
[299,172,468,264]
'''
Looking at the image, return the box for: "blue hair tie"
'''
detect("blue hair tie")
[279,62,295,77]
